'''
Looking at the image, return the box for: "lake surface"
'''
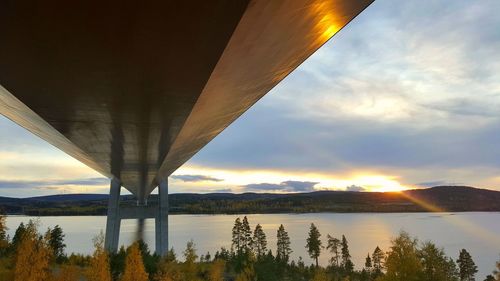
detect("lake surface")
[6,212,500,279]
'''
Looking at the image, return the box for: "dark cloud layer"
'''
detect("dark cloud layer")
[345,185,366,192]
[171,175,223,182]
[243,181,318,192]
[0,177,108,189]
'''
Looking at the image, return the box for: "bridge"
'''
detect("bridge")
[0,0,372,255]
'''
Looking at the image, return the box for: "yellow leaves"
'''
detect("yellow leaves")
[121,242,148,281]
[311,268,329,281]
[207,259,225,281]
[0,257,14,281]
[153,259,183,281]
[13,220,52,281]
[85,232,111,281]
[51,265,81,281]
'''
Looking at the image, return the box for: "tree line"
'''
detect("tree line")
[0,213,499,281]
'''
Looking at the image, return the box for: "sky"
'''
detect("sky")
[1,0,500,197]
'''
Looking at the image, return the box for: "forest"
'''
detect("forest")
[0,213,499,281]
[2,186,500,216]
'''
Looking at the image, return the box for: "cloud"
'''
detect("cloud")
[171,174,223,182]
[415,181,464,188]
[0,177,108,189]
[2,0,500,197]
[282,181,319,192]
[415,181,447,188]
[243,180,318,193]
[180,0,500,192]
[210,188,232,193]
[345,185,366,192]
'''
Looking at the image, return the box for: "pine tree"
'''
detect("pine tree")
[372,246,385,275]
[306,223,322,267]
[365,253,372,271]
[121,242,149,281]
[235,263,256,281]
[457,249,478,281]
[14,220,52,281]
[341,235,353,272]
[241,216,252,252]
[232,218,244,254]
[86,232,111,281]
[252,224,267,257]
[326,234,341,267]
[11,222,26,251]
[276,224,292,262]
[484,275,495,281]
[47,225,66,262]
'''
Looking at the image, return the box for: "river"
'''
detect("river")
[6,212,500,279]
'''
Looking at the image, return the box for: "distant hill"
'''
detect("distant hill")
[0,186,499,216]
[26,194,110,202]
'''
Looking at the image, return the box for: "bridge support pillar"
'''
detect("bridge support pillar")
[104,178,169,255]
[155,179,169,256]
[104,178,121,253]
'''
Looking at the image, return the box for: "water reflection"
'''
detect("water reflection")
[6,212,500,279]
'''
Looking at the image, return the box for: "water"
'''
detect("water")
[6,212,500,279]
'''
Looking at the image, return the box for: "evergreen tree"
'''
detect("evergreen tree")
[365,253,372,272]
[241,216,252,252]
[86,232,111,281]
[121,242,149,281]
[326,234,341,267]
[47,225,66,262]
[232,217,244,253]
[252,224,267,257]
[484,275,495,281]
[215,247,231,261]
[380,231,422,281]
[14,220,52,281]
[341,235,353,272]
[154,250,182,281]
[166,247,177,263]
[276,224,292,262]
[457,249,478,281]
[11,222,26,252]
[372,246,385,275]
[306,223,322,267]
[235,263,256,281]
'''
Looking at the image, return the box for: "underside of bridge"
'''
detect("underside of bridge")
[0,0,373,254]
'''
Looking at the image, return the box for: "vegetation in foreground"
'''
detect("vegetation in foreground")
[0,213,499,281]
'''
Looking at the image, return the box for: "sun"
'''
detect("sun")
[352,175,408,193]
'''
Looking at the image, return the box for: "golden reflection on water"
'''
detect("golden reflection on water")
[400,192,500,246]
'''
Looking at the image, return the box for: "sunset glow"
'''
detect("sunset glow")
[172,165,409,193]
